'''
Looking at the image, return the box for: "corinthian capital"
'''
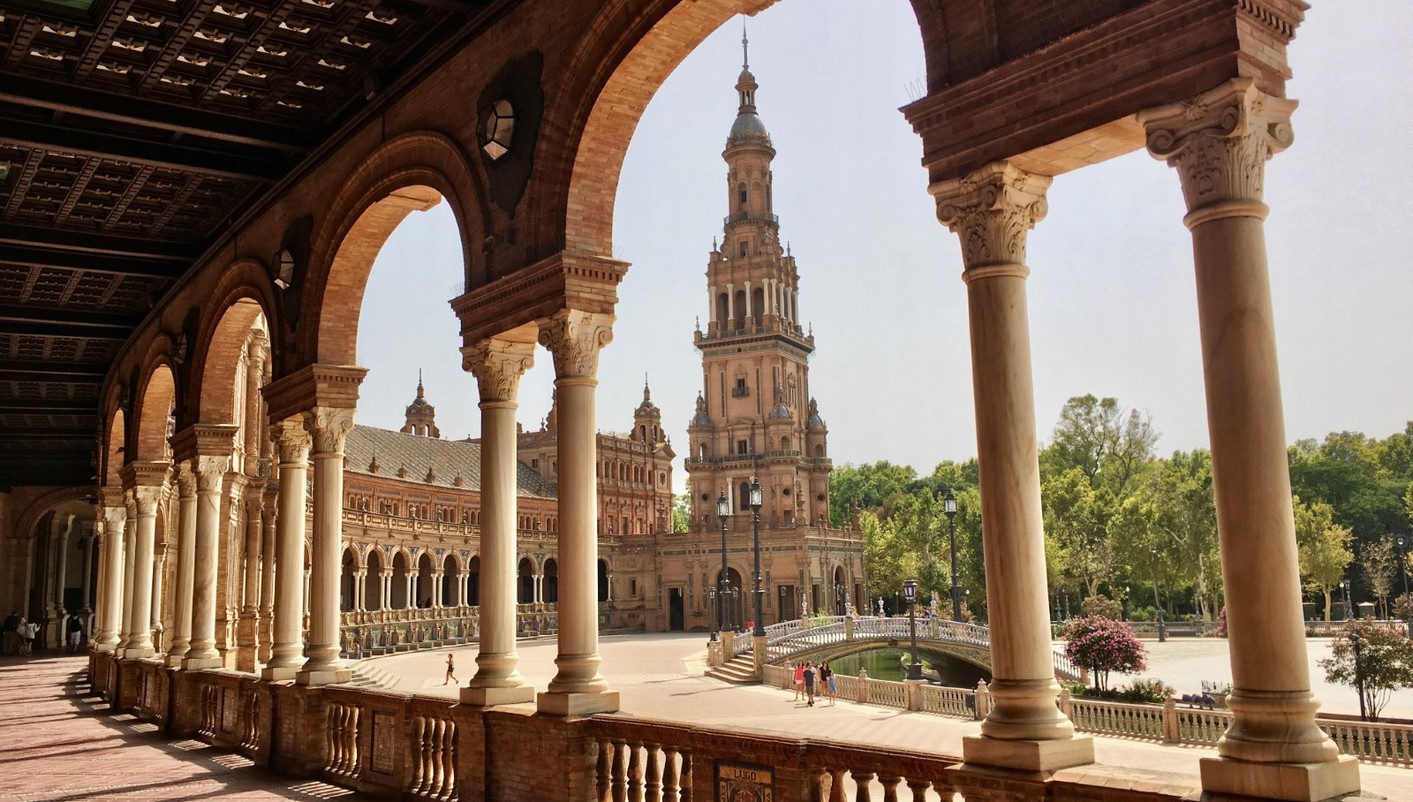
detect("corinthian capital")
[305,406,356,456]
[462,338,536,403]
[538,310,614,380]
[133,485,164,517]
[270,417,313,465]
[195,455,230,493]
[1138,78,1296,215]
[175,463,196,497]
[102,504,128,534]
[931,162,1051,270]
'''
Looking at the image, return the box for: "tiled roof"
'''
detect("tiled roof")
[344,426,556,499]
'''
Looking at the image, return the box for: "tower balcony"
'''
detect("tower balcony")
[696,317,813,350]
[723,210,778,227]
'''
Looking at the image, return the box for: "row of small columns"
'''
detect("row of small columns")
[708,278,798,327]
[934,79,1357,800]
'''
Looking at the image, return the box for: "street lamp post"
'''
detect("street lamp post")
[1397,536,1409,596]
[749,479,764,637]
[944,489,960,621]
[729,584,740,631]
[1150,545,1167,643]
[708,587,718,643]
[716,492,730,640]
[1342,579,1352,621]
[1349,631,1367,721]
[903,578,921,681]
[778,586,788,623]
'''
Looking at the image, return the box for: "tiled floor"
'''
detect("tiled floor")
[0,655,360,801]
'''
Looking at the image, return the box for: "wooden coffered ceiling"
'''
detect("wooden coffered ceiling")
[0,0,515,489]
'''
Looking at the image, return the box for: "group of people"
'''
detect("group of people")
[1,611,88,656]
[791,660,836,707]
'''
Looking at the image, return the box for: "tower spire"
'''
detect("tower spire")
[742,17,749,70]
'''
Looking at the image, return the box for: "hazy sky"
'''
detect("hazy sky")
[356,1,1412,490]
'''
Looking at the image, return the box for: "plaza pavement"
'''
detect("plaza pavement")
[0,654,364,801]
[367,633,1412,800]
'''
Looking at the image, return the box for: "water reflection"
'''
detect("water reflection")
[826,648,991,687]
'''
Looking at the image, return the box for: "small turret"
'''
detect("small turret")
[401,371,440,438]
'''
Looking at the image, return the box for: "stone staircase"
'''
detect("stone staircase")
[343,661,398,690]
[705,653,760,685]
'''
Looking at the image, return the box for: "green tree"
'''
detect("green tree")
[1319,620,1413,720]
[1042,395,1158,495]
[1294,496,1354,621]
[1043,466,1112,599]
[828,461,918,526]
[1360,540,1397,618]
[1289,435,1405,544]
[672,492,690,534]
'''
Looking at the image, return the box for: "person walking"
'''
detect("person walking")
[444,652,459,685]
[20,617,37,656]
[66,611,85,654]
[792,662,805,701]
[802,661,817,707]
[820,662,836,706]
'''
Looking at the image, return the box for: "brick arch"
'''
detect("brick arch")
[300,132,484,367]
[193,297,268,426]
[185,261,278,424]
[101,401,126,488]
[131,349,178,462]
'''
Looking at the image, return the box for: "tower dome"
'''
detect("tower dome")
[400,371,441,438]
[726,27,771,149]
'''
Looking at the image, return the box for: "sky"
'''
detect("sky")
[355,0,1412,492]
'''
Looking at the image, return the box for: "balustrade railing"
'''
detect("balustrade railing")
[1321,718,1413,765]
[918,684,974,718]
[409,711,458,799]
[326,702,360,777]
[1066,696,1167,740]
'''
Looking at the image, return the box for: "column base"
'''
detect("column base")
[536,689,620,716]
[1199,754,1361,802]
[296,667,352,686]
[261,665,299,681]
[164,653,188,668]
[122,645,156,659]
[182,656,223,670]
[461,684,535,706]
[962,734,1095,772]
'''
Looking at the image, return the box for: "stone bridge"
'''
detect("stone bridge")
[734,616,1082,683]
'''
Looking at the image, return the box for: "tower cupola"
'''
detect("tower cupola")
[401,371,440,438]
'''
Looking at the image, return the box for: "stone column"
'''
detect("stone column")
[462,338,536,706]
[167,466,197,666]
[258,491,277,663]
[94,505,126,652]
[263,418,310,680]
[184,455,229,670]
[52,515,72,620]
[932,161,1091,771]
[297,406,354,685]
[537,310,619,715]
[1139,78,1358,800]
[354,570,367,611]
[117,494,137,653]
[430,571,443,608]
[80,531,94,612]
[236,493,262,671]
[150,542,166,651]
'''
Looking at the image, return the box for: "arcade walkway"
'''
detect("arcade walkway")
[0,655,361,801]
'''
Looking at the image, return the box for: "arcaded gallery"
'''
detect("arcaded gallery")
[0,1,1378,800]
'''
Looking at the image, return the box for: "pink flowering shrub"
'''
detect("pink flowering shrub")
[1063,614,1148,693]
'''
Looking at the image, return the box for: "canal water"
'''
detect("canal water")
[826,648,990,688]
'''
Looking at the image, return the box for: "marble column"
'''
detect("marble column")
[117,494,137,654]
[262,418,310,680]
[354,570,367,611]
[167,466,197,665]
[258,491,277,663]
[537,310,619,715]
[462,338,536,706]
[126,485,160,658]
[1140,78,1358,801]
[932,161,1091,771]
[150,542,166,651]
[94,505,126,652]
[80,532,94,613]
[52,515,73,619]
[236,493,262,671]
[297,406,354,685]
[183,455,229,670]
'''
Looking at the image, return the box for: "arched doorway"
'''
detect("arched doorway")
[833,565,848,615]
[543,558,559,604]
[465,556,480,607]
[442,554,459,607]
[517,557,535,604]
[341,548,358,612]
[367,550,385,611]
[597,559,610,604]
[391,552,410,609]
[416,552,434,608]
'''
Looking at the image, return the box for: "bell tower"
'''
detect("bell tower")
[687,30,830,533]
[400,371,441,438]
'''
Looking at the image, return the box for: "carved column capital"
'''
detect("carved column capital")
[270,417,313,464]
[931,161,1051,272]
[102,505,128,533]
[133,485,165,517]
[305,406,355,456]
[123,489,137,520]
[174,463,196,497]
[538,309,614,379]
[462,338,536,403]
[1138,78,1296,221]
[194,455,230,494]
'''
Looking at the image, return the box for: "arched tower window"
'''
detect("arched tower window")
[737,183,747,210]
